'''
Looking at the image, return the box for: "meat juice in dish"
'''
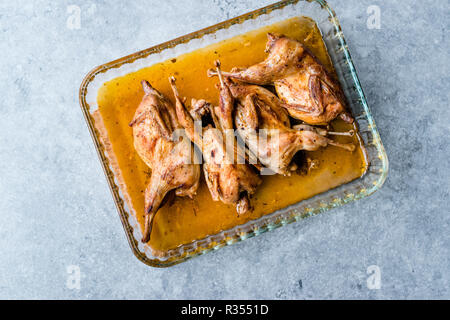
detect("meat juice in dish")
[96,17,368,254]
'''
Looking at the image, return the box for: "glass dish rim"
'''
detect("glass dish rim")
[79,0,389,268]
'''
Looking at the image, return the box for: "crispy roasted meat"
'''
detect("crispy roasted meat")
[130,81,200,243]
[211,33,353,125]
[170,71,261,215]
[206,72,355,175]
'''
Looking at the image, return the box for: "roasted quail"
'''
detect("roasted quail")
[169,73,261,215]
[130,81,201,243]
[211,33,353,125]
[207,70,355,175]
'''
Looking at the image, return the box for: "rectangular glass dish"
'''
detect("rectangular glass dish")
[79,0,388,267]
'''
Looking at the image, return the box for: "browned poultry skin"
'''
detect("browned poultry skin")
[206,75,355,176]
[213,33,353,125]
[129,81,200,243]
[169,74,261,215]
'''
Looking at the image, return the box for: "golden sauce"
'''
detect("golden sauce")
[97,17,368,253]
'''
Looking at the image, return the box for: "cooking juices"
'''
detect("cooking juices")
[96,17,368,254]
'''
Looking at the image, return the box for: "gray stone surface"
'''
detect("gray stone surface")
[0,0,448,300]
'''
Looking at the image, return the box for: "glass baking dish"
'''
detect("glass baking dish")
[79,0,388,267]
